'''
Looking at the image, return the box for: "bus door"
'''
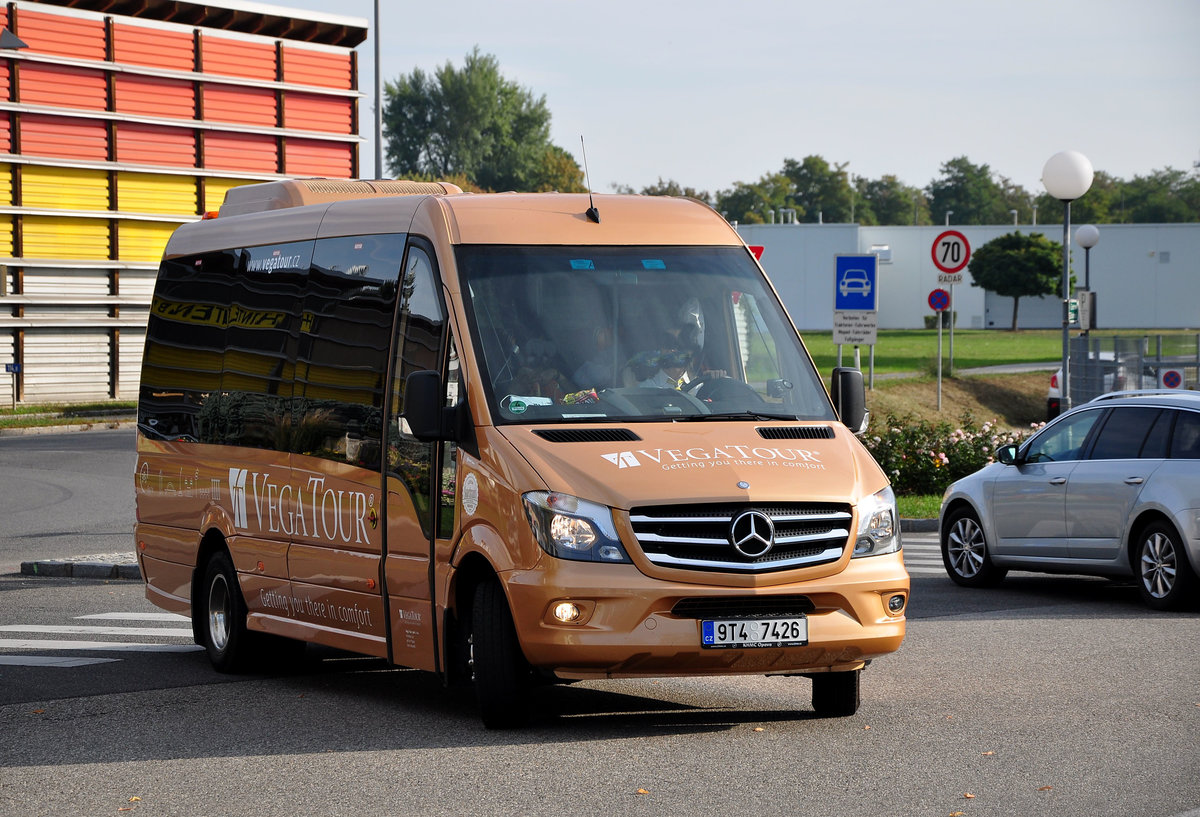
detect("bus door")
[384,242,458,671]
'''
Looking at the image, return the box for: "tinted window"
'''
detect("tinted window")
[1023,409,1102,463]
[139,249,239,444]
[1089,407,1163,460]
[1139,409,1172,459]
[387,244,447,536]
[1170,411,1200,459]
[293,235,404,469]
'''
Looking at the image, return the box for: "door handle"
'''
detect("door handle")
[1049,477,1067,485]
[1124,477,1144,485]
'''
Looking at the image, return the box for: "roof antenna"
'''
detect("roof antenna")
[580,135,600,223]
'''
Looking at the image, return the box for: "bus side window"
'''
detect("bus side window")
[388,244,446,537]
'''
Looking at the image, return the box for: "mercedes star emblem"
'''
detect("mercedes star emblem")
[729,510,775,558]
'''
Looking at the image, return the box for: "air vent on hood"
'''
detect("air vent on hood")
[532,428,642,443]
[757,426,835,440]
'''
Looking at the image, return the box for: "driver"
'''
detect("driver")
[635,335,694,389]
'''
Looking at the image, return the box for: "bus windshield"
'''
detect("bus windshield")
[456,245,835,424]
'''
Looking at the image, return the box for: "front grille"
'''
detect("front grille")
[629,502,852,573]
[672,594,815,619]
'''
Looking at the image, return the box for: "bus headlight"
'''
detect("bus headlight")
[851,486,901,558]
[523,491,631,563]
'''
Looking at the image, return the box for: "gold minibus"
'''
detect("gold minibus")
[135,179,907,727]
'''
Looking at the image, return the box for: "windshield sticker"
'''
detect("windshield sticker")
[641,259,666,269]
[570,259,595,270]
[602,446,825,471]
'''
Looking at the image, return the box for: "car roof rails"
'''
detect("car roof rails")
[1088,389,1200,403]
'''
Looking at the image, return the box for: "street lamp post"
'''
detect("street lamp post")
[1076,224,1100,333]
[1042,150,1094,413]
[944,210,953,226]
[1009,209,1018,225]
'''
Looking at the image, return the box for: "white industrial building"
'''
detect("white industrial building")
[737,222,1200,332]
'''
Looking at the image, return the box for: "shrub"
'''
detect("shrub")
[862,412,1039,496]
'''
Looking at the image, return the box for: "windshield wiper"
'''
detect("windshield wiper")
[673,410,800,422]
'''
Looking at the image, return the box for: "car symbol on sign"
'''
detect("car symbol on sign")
[839,269,871,298]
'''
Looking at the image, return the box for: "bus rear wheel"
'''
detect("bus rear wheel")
[201,551,255,673]
[470,581,533,729]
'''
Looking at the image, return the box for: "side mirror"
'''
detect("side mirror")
[830,367,867,435]
[403,370,449,441]
[996,443,1020,465]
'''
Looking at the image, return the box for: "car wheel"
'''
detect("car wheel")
[942,507,1008,587]
[1136,521,1197,611]
[471,580,533,729]
[811,670,860,717]
[201,551,256,673]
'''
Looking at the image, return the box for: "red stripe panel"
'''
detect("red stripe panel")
[115,123,196,168]
[20,64,107,110]
[281,47,353,90]
[113,23,195,72]
[202,84,276,127]
[20,115,109,161]
[205,131,277,173]
[0,113,10,153]
[0,62,7,101]
[115,75,195,120]
[285,138,353,178]
[15,10,106,61]
[201,35,276,81]
[283,92,353,135]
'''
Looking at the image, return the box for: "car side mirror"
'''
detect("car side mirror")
[403,370,473,450]
[996,443,1020,465]
[830,367,867,435]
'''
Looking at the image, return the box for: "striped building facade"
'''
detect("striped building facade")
[0,0,367,403]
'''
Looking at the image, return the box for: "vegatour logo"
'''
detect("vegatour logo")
[224,469,376,545]
[602,445,825,471]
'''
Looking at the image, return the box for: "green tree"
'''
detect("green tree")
[714,173,796,224]
[782,156,855,222]
[1124,168,1200,222]
[926,156,1010,225]
[968,231,1065,330]
[382,48,582,192]
[612,177,713,205]
[860,175,929,225]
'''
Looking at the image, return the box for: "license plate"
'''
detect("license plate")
[701,617,808,649]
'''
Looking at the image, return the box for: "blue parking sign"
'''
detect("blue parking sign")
[834,255,878,311]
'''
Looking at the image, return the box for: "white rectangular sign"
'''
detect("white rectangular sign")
[833,310,878,345]
[938,272,963,284]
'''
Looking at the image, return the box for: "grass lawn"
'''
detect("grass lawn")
[800,327,1170,376]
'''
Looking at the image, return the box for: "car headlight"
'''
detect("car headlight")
[851,486,901,558]
[522,491,631,563]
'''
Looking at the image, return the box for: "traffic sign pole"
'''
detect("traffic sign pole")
[928,289,951,411]
[931,231,970,381]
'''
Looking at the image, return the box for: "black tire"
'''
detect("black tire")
[1136,521,1198,611]
[200,551,256,673]
[942,507,1008,588]
[811,670,860,717]
[471,581,533,729]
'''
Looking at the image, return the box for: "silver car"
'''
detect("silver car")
[939,391,1200,610]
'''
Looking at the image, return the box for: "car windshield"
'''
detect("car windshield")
[456,245,835,424]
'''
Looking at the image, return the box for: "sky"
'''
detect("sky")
[276,0,1199,197]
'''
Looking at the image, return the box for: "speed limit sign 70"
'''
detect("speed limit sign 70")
[932,230,970,274]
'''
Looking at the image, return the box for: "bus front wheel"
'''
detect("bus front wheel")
[470,581,533,729]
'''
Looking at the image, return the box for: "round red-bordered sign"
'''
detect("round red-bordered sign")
[928,288,950,312]
[932,230,971,274]
[1161,369,1183,389]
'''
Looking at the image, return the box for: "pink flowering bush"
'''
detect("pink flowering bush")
[863,412,1038,496]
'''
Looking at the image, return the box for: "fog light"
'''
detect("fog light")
[888,594,906,614]
[552,601,582,623]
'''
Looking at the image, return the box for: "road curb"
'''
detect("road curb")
[20,558,141,580]
[900,518,938,532]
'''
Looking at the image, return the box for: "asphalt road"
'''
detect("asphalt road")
[1,430,1198,816]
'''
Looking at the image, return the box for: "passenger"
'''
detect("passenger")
[572,325,616,390]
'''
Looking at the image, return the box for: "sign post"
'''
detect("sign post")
[928,289,950,411]
[833,254,879,386]
[4,362,19,409]
[931,230,970,376]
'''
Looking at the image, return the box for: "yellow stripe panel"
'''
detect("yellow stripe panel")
[118,220,178,263]
[23,216,109,259]
[0,164,11,205]
[118,173,197,216]
[0,216,12,256]
[23,166,109,210]
[204,177,258,213]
